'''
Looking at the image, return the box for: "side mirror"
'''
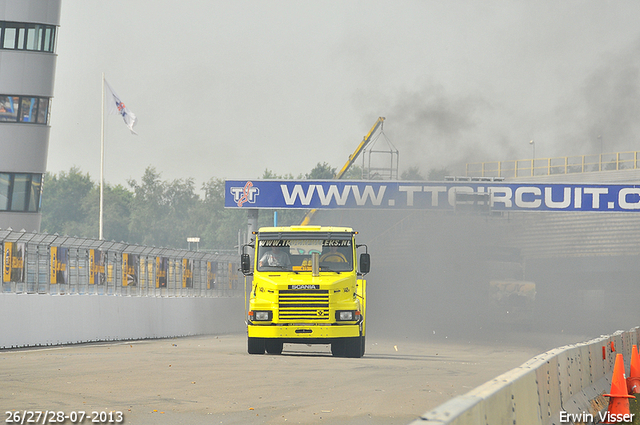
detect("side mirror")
[241,253,252,275]
[359,253,370,275]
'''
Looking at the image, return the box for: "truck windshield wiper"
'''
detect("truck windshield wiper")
[320,266,341,274]
[264,265,296,273]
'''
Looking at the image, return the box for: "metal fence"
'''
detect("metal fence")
[0,229,242,297]
[466,150,640,178]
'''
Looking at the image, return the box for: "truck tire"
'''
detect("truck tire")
[331,340,346,357]
[265,340,283,354]
[248,337,265,354]
[344,336,364,358]
[331,337,364,358]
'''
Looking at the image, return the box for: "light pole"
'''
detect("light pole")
[598,135,603,154]
[598,135,603,171]
[529,140,535,176]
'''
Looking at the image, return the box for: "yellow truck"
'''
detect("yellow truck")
[240,225,370,357]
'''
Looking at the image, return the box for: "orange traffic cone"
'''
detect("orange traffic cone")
[602,353,635,424]
[627,345,640,394]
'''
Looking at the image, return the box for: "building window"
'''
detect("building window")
[12,175,29,211]
[0,21,56,53]
[0,96,19,121]
[0,95,50,124]
[0,174,10,210]
[2,27,15,49]
[28,175,42,212]
[0,173,43,212]
[37,98,49,123]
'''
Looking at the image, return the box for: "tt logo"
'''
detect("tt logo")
[230,181,260,207]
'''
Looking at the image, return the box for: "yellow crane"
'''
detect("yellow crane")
[300,117,385,225]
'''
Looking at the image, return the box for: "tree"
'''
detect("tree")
[81,184,133,241]
[341,164,364,179]
[305,162,336,179]
[127,167,168,246]
[261,168,297,180]
[400,166,425,181]
[41,167,134,240]
[41,167,95,236]
[200,177,246,249]
[128,167,204,248]
[102,185,133,242]
[41,161,349,251]
[428,167,451,181]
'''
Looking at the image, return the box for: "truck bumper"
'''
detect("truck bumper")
[248,323,361,340]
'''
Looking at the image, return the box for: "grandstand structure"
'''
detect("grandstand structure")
[506,159,640,261]
[462,150,640,259]
[466,150,640,179]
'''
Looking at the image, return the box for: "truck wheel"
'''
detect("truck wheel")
[360,335,366,357]
[265,340,283,354]
[344,336,363,358]
[248,337,265,354]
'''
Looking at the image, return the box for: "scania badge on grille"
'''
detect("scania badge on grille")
[288,284,320,290]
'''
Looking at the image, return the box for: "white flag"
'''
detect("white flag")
[105,80,138,134]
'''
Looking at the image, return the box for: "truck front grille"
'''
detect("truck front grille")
[278,289,330,321]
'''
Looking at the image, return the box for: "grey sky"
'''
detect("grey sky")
[48,1,640,187]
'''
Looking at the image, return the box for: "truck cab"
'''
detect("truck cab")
[241,225,370,357]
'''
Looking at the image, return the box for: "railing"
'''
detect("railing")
[0,229,241,297]
[466,151,640,178]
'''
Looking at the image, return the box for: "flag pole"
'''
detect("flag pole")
[99,72,105,240]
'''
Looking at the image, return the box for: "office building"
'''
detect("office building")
[0,0,61,231]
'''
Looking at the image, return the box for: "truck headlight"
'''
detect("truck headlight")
[250,310,272,321]
[336,310,359,321]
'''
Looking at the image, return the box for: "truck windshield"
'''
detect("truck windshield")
[257,238,353,272]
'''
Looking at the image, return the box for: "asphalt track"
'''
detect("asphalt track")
[1,333,587,425]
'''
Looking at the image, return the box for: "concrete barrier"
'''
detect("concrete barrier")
[0,293,245,348]
[411,328,639,425]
